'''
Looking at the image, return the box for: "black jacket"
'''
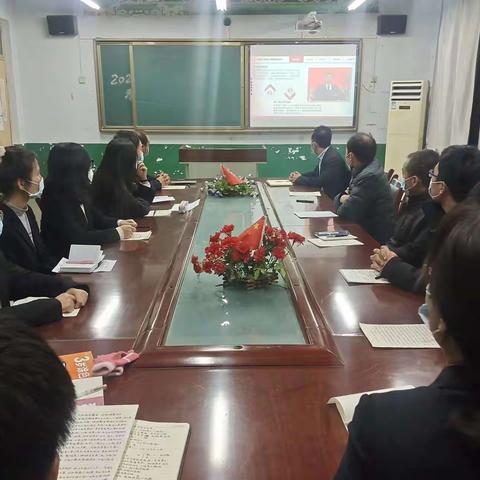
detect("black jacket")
[0,250,89,327]
[381,201,445,292]
[95,182,154,219]
[295,147,351,199]
[0,203,56,273]
[41,191,120,261]
[387,191,431,266]
[334,159,395,244]
[335,366,480,480]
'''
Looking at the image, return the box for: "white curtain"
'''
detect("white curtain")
[426,0,480,151]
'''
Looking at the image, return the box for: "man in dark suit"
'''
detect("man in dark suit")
[311,72,345,101]
[289,125,351,199]
[334,133,394,244]
[0,248,89,326]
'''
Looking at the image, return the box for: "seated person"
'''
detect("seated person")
[0,318,75,480]
[41,143,136,261]
[135,129,171,187]
[0,248,89,326]
[0,146,56,272]
[115,130,170,192]
[371,145,480,292]
[92,138,153,218]
[386,149,439,265]
[289,125,351,199]
[335,203,480,480]
[333,133,394,244]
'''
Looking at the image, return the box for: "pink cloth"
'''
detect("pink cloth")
[92,350,140,377]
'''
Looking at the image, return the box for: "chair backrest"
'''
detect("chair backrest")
[389,184,405,216]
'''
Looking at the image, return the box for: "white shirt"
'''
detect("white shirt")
[317,146,330,175]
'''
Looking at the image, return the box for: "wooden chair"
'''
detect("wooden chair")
[389,184,405,216]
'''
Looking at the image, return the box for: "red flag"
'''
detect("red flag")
[221,164,244,186]
[237,216,266,250]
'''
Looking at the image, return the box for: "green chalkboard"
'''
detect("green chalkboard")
[133,44,243,128]
[98,44,133,127]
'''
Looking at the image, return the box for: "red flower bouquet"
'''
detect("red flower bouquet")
[191,217,305,289]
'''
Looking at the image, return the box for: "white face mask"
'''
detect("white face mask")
[428,179,445,199]
[23,178,44,199]
[88,168,94,182]
[137,151,144,165]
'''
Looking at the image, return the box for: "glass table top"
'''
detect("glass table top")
[165,195,307,346]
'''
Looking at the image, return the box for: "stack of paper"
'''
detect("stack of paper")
[266,179,292,187]
[359,323,440,348]
[339,269,390,284]
[308,238,364,248]
[124,231,152,241]
[295,211,338,219]
[152,195,175,204]
[11,297,80,317]
[54,245,105,273]
[58,404,190,480]
[289,191,321,197]
[328,385,415,429]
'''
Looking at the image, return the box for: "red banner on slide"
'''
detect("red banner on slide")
[289,56,304,63]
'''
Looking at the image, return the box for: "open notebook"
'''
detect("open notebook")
[58,405,190,480]
[328,385,415,429]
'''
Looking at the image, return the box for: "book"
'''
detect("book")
[328,385,415,429]
[266,179,292,187]
[339,269,390,284]
[359,323,441,348]
[59,351,95,379]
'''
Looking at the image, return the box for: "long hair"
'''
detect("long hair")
[427,202,480,446]
[45,143,92,204]
[91,138,137,211]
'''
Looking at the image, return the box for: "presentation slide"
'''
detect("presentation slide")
[249,43,359,128]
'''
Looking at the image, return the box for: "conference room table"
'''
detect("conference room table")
[39,181,444,480]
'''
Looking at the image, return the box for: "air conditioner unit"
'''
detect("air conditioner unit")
[384,80,429,174]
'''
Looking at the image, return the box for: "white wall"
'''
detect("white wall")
[9,0,442,145]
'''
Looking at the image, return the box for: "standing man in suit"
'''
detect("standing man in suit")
[289,125,351,199]
[334,133,394,244]
[311,72,345,101]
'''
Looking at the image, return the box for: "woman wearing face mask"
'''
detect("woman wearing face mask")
[41,143,137,261]
[336,203,480,480]
[92,137,153,218]
[0,146,57,272]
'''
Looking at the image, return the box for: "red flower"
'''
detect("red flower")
[221,224,234,234]
[213,261,226,274]
[191,255,199,264]
[210,232,221,243]
[193,262,203,273]
[230,249,242,262]
[254,247,266,263]
[272,246,287,260]
[203,260,213,273]
[236,241,251,255]
[265,225,274,236]
[287,232,305,245]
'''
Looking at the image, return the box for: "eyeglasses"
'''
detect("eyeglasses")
[428,169,438,180]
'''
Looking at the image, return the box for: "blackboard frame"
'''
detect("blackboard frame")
[95,38,362,133]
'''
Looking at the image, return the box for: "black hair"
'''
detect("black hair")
[92,137,138,211]
[0,146,37,197]
[0,318,75,480]
[405,149,440,188]
[427,203,480,446]
[135,129,149,147]
[437,145,480,202]
[346,133,377,164]
[114,130,141,148]
[311,126,332,149]
[46,143,92,204]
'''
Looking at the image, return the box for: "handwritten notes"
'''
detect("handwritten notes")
[116,421,190,480]
[58,405,138,480]
[359,323,440,348]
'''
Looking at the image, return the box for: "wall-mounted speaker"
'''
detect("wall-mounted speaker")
[46,15,78,36]
[377,15,407,35]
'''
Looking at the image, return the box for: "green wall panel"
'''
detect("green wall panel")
[25,143,386,179]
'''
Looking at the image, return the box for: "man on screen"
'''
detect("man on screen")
[311,72,346,102]
[289,125,351,198]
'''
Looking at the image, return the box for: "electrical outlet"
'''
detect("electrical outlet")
[78,76,87,85]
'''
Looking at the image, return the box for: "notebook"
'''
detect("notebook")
[328,385,415,429]
[53,245,104,273]
[266,179,292,187]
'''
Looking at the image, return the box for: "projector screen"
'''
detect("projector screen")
[249,43,360,129]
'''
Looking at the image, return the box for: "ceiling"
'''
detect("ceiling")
[93,0,379,16]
